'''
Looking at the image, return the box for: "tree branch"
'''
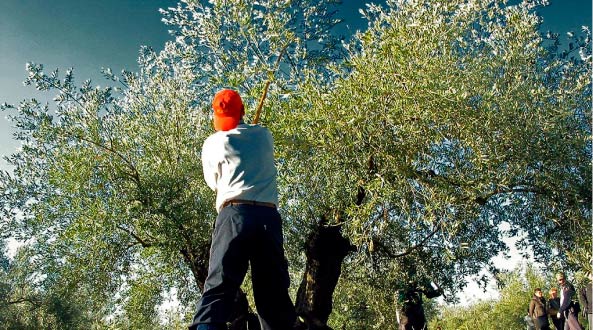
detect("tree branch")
[116,225,152,248]
[4,297,40,307]
[373,226,440,259]
[65,131,141,185]
[412,168,548,205]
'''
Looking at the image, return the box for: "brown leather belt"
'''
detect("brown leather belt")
[222,199,276,209]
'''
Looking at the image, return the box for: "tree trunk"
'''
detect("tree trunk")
[294,222,355,330]
[182,240,259,330]
[181,241,211,289]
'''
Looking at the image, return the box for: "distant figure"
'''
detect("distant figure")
[396,280,442,330]
[529,288,550,330]
[548,287,564,330]
[556,272,584,330]
[577,273,592,327]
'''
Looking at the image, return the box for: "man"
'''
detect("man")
[529,288,550,330]
[396,280,442,330]
[556,272,584,330]
[189,89,296,330]
[578,273,592,328]
[549,287,564,330]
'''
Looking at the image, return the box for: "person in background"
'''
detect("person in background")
[556,272,584,330]
[549,287,565,330]
[396,280,442,330]
[188,89,296,330]
[578,273,592,328]
[530,288,551,330]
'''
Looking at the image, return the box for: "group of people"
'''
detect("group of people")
[526,272,592,330]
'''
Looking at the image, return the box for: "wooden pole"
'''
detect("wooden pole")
[252,44,289,124]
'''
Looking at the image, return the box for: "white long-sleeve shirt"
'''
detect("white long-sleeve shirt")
[201,123,278,213]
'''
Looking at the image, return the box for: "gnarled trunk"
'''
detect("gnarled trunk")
[295,222,355,330]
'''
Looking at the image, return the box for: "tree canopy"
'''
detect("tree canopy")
[1,0,590,328]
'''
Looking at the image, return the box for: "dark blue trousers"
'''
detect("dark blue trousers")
[189,204,296,330]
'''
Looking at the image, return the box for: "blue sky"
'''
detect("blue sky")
[0,0,591,171]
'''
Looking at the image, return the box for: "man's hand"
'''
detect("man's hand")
[557,312,561,319]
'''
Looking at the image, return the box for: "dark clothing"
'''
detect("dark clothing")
[397,283,442,330]
[189,204,296,330]
[398,291,427,330]
[534,317,550,330]
[559,282,577,315]
[530,295,550,330]
[548,297,564,330]
[195,325,224,330]
[550,317,564,330]
[559,281,584,330]
[530,295,548,318]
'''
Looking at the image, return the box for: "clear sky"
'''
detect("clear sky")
[0,0,591,171]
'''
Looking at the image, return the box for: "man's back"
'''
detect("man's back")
[202,123,278,212]
[190,89,296,330]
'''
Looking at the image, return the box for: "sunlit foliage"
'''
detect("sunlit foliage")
[0,0,590,328]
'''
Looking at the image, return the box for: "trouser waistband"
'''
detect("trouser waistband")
[222,199,276,209]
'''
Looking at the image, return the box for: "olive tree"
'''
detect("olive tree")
[271,0,591,328]
[0,0,344,328]
[0,240,96,329]
[1,0,589,329]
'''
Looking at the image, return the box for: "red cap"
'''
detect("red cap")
[212,89,244,131]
